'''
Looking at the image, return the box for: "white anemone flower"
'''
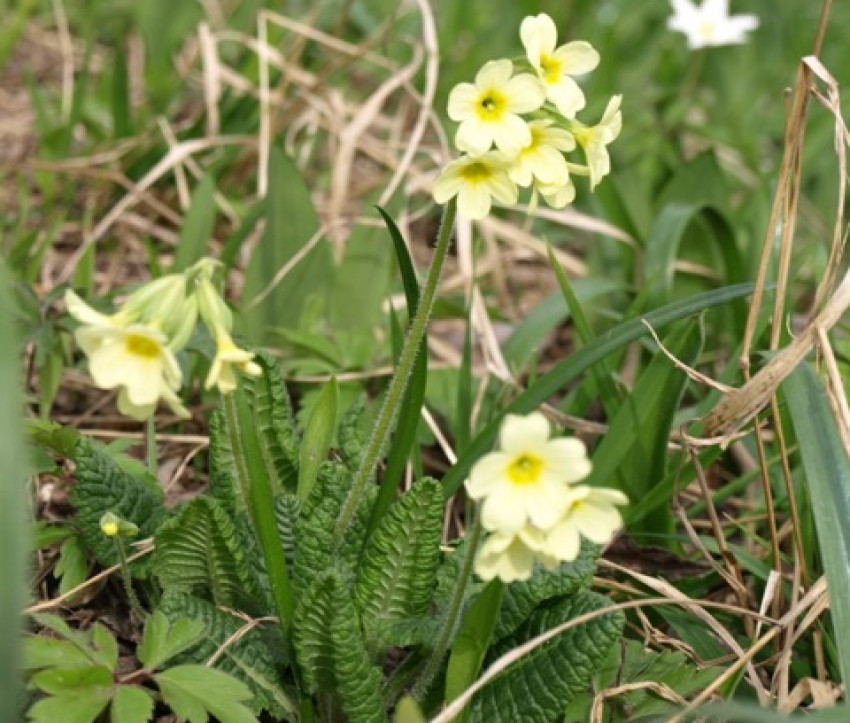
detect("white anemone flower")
[520,13,600,118]
[433,152,518,220]
[509,120,575,188]
[572,95,622,190]
[465,412,591,534]
[667,0,759,49]
[544,486,628,562]
[448,59,545,156]
[473,525,556,583]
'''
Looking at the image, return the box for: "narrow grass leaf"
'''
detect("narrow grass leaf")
[172,174,217,271]
[783,362,850,688]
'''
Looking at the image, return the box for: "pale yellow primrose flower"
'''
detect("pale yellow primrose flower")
[509,120,575,188]
[196,277,261,393]
[466,412,591,534]
[572,95,622,190]
[544,486,628,562]
[66,290,189,420]
[433,152,518,221]
[520,13,599,118]
[667,0,758,50]
[474,525,556,583]
[536,177,576,210]
[448,59,545,157]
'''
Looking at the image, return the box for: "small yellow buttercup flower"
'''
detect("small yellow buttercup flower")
[543,486,628,562]
[520,13,600,118]
[433,152,518,220]
[465,412,591,534]
[448,59,545,157]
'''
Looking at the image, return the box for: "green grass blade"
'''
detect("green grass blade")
[172,174,217,271]
[442,283,759,498]
[782,362,850,688]
[0,262,29,722]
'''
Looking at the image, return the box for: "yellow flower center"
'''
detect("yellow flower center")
[698,21,717,40]
[476,90,507,121]
[573,126,594,148]
[459,162,494,183]
[539,55,562,85]
[125,334,162,359]
[507,453,544,486]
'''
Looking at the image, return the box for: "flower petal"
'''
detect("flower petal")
[499,412,551,454]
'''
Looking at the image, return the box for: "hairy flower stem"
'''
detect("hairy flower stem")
[113,536,145,619]
[145,415,157,476]
[332,198,457,546]
[413,516,483,698]
[222,391,294,635]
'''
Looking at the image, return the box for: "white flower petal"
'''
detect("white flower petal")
[466,451,512,499]
[553,41,599,75]
[503,74,545,113]
[520,14,557,62]
[481,486,527,533]
[526,482,572,530]
[457,183,492,221]
[447,83,479,121]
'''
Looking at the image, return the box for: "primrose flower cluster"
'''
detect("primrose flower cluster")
[433,13,622,220]
[466,413,627,583]
[65,258,260,421]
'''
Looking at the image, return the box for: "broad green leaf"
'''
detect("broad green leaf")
[242,146,333,343]
[31,522,73,550]
[393,697,426,723]
[23,637,94,671]
[355,479,444,648]
[26,692,110,723]
[368,207,429,536]
[293,570,386,722]
[137,611,204,671]
[111,685,154,723]
[30,665,112,695]
[445,579,505,723]
[783,363,850,687]
[155,665,258,723]
[158,592,295,719]
[55,535,88,597]
[152,497,266,613]
[30,616,116,671]
[172,174,217,271]
[298,377,339,501]
[0,258,29,723]
[442,283,759,497]
[469,591,624,723]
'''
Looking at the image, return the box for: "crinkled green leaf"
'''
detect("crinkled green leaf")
[158,592,295,720]
[355,479,443,647]
[153,496,265,613]
[494,540,598,640]
[294,462,375,591]
[111,685,155,723]
[274,493,300,578]
[469,591,624,723]
[209,353,300,513]
[69,437,167,571]
[293,570,386,722]
[155,665,258,723]
[338,394,369,473]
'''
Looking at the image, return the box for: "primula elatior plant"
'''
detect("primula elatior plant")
[433,12,621,219]
[28,12,631,723]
